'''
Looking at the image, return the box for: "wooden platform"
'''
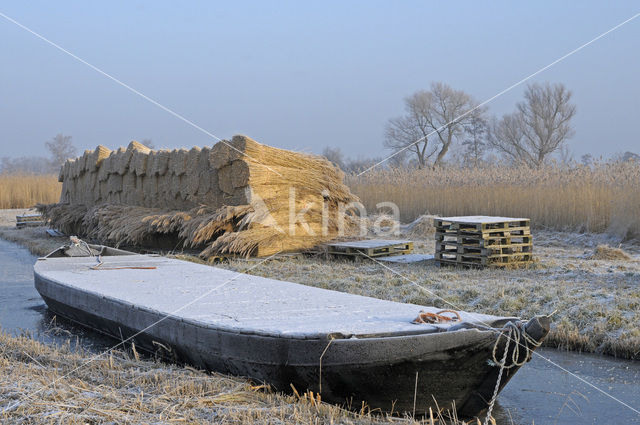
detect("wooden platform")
[434,216,533,268]
[16,213,44,228]
[327,239,413,258]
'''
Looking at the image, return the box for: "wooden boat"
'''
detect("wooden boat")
[33,241,550,418]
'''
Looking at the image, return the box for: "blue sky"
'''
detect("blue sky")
[1,1,638,161]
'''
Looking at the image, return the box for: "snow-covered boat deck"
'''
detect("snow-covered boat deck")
[35,254,513,339]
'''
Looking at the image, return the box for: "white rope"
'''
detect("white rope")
[491,321,542,369]
[484,327,512,425]
[43,236,104,269]
[485,322,543,424]
[80,240,95,258]
[93,254,104,269]
[69,236,95,257]
[42,236,93,259]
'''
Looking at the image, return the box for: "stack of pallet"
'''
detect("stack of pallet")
[16,213,44,228]
[434,216,532,267]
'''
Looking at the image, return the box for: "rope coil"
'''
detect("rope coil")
[491,321,542,369]
[412,309,462,324]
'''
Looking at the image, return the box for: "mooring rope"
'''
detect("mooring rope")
[484,322,542,424]
[484,326,512,425]
[318,336,335,394]
[42,236,93,259]
[70,235,95,258]
[491,321,542,369]
[42,245,68,259]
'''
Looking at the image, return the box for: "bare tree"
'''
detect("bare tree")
[384,82,483,168]
[45,133,77,169]
[489,82,576,167]
[488,114,526,165]
[322,146,346,171]
[461,113,488,166]
[0,156,52,174]
[558,144,573,164]
[387,149,408,168]
[343,156,384,173]
[580,153,593,166]
[618,151,640,162]
[384,96,435,168]
[141,138,155,149]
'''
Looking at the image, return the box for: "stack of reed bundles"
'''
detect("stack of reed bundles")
[41,136,360,257]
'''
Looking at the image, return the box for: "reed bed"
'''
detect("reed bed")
[0,174,60,209]
[0,330,482,424]
[347,162,640,240]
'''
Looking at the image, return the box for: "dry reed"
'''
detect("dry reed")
[586,245,632,261]
[347,161,640,240]
[37,202,361,259]
[0,330,480,424]
[0,174,60,209]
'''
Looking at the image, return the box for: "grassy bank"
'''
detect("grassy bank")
[347,162,640,240]
[2,331,473,424]
[0,174,60,209]
[0,209,66,256]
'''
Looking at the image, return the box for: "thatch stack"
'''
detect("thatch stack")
[59,145,111,205]
[42,136,360,257]
[206,136,358,256]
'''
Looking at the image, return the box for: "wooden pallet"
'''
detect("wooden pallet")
[436,228,531,239]
[327,239,413,258]
[436,235,533,246]
[435,258,533,268]
[436,240,533,249]
[436,243,533,256]
[436,234,532,247]
[435,251,533,265]
[16,214,44,228]
[435,216,530,232]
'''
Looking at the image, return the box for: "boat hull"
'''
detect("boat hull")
[35,272,542,417]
